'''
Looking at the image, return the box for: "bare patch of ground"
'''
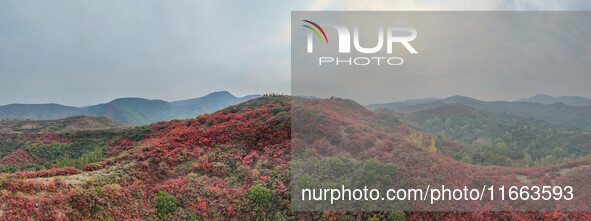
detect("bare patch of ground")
[29,162,135,186]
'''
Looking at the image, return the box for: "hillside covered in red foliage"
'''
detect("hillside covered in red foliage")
[0,96,590,220]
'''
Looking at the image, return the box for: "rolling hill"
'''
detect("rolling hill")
[0,116,130,134]
[0,91,260,126]
[0,96,590,219]
[0,104,82,120]
[395,103,591,167]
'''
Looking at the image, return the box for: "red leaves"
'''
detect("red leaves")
[81,163,104,172]
[194,159,213,173]
[380,139,395,151]
[0,149,33,166]
[47,181,57,192]
[277,181,288,199]
[23,180,44,193]
[24,134,72,145]
[9,167,80,180]
[0,99,295,219]
[106,138,135,156]
[242,151,260,167]
[312,139,338,157]
[103,101,291,175]
[193,201,208,215]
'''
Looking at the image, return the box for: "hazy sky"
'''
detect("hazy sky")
[1,0,591,106]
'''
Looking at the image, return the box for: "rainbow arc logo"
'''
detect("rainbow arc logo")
[302,20,328,44]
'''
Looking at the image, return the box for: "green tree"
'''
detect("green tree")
[445,118,452,128]
[156,191,178,218]
[387,211,406,221]
[361,158,381,185]
[460,154,472,164]
[359,158,397,187]
[552,147,566,159]
[272,107,283,115]
[249,184,272,207]
[297,173,319,189]
[494,142,509,156]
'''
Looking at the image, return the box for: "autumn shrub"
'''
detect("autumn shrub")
[67,186,100,217]
[82,163,103,171]
[47,181,57,192]
[236,165,251,179]
[101,184,122,198]
[212,162,230,176]
[23,180,42,193]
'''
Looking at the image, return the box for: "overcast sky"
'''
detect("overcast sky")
[292,11,591,104]
[1,0,591,106]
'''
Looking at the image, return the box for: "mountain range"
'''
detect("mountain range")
[0,91,260,126]
[517,94,591,106]
[367,94,591,131]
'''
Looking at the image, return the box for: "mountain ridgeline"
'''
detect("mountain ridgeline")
[518,94,591,106]
[0,91,260,126]
[367,94,591,132]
